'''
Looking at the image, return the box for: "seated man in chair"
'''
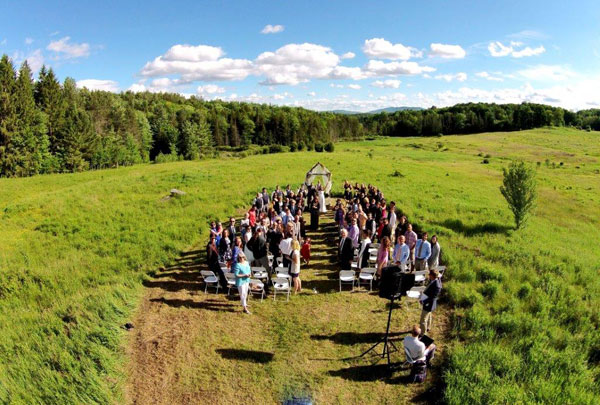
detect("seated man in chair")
[403,325,437,382]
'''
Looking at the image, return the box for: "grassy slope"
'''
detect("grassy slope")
[0,127,599,403]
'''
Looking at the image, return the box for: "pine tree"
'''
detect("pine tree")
[0,55,18,176]
[35,67,64,156]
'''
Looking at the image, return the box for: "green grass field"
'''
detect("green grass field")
[1,127,599,404]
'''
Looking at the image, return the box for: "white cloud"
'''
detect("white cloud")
[435,72,467,82]
[140,44,253,82]
[518,64,575,81]
[327,65,367,80]
[308,91,316,96]
[429,43,466,59]
[330,83,344,88]
[261,24,285,34]
[475,71,504,82]
[0,38,7,46]
[488,41,545,58]
[128,83,147,92]
[255,43,340,85]
[341,52,355,59]
[47,36,90,59]
[371,79,401,88]
[362,38,412,60]
[364,60,435,76]
[197,84,226,94]
[25,49,44,72]
[25,37,34,45]
[76,79,119,92]
[347,84,361,90]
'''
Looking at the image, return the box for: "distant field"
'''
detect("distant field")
[1,127,599,404]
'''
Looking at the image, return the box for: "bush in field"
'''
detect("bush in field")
[314,143,324,152]
[268,144,283,153]
[500,161,537,229]
[297,141,305,151]
[324,142,334,152]
[289,142,297,152]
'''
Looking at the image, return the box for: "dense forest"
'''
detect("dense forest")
[1,54,599,178]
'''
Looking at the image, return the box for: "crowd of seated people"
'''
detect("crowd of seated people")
[205,182,327,312]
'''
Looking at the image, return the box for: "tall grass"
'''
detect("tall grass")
[0,127,599,403]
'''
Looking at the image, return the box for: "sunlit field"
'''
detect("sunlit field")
[1,127,599,404]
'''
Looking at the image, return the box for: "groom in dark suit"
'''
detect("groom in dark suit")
[339,228,354,270]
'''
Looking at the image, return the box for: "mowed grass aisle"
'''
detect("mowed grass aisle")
[126,206,450,404]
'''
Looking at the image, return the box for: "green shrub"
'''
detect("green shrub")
[500,161,537,229]
[297,141,305,151]
[314,143,324,152]
[268,144,283,153]
[289,142,297,152]
[518,283,532,299]
[480,281,499,298]
[324,142,334,152]
[477,265,505,283]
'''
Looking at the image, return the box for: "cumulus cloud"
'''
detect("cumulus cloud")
[25,49,44,72]
[261,24,285,34]
[47,36,90,58]
[435,72,467,82]
[364,60,435,76]
[140,44,252,82]
[429,43,466,59]
[76,79,119,92]
[341,52,355,59]
[518,64,575,81]
[475,71,504,82]
[0,38,7,46]
[197,84,225,94]
[347,84,361,90]
[371,79,401,88]
[255,43,340,85]
[488,41,545,58]
[308,91,316,96]
[362,38,412,60]
[25,37,34,45]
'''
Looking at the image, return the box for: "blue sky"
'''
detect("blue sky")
[1,0,599,111]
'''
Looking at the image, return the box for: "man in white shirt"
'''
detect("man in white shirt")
[279,234,293,270]
[392,235,410,271]
[403,325,436,367]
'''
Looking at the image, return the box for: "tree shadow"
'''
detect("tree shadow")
[150,297,236,312]
[142,279,203,292]
[328,364,412,383]
[436,219,511,236]
[216,348,274,363]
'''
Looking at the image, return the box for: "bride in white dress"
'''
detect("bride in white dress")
[318,183,326,213]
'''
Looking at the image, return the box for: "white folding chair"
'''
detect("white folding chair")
[272,277,290,301]
[413,270,428,286]
[357,268,377,291]
[370,243,380,250]
[339,270,356,292]
[251,266,269,283]
[200,270,220,294]
[406,286,426,300]
[224,272,237,296]
[249,279,265,302]
[275,267,291,281]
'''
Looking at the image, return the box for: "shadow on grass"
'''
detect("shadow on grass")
[311,331,407,345]
[328,364,413,384]
[150,297,236,312]
[436,219,512,236]
[216,348,274,363]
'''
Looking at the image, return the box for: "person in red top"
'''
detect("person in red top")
[248,206,257,227]
[300,237,311,265]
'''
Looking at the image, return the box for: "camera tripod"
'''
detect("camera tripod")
[358,293,401,367]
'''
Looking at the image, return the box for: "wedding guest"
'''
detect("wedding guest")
[428,235,441,270]
[290,239,302,294]
[233,253,252,314]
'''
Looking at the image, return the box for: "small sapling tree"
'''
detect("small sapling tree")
[500,161,537,229]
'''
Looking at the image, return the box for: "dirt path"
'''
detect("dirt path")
[125,204,451,404]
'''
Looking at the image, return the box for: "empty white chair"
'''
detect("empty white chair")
[224,272,237,295]
[249,279,265,302]
[200,270,220,294]
[275,267,291,281]
[413,270,428,286]
[357,268,377,291]
[251,266,269,282]
[370,242,380,249]
[339,270,356,292]
[406,286,426,300]
[272,277,290,301]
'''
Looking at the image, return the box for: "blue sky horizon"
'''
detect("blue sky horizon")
[1,0,599,112]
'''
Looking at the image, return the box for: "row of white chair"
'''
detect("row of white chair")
[199,270,291,301]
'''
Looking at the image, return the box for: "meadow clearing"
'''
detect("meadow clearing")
[1,127,599,404]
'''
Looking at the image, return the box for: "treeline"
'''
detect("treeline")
[0,55,363,177]
[2,53,600,178]
[359,103,600,137]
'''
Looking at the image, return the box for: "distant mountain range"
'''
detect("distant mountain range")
[329,106,424,115]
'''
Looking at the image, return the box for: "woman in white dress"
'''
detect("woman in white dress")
[318,183,326,213]
[290,239,302,294]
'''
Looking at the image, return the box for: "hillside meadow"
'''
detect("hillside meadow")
[1,127,599,404]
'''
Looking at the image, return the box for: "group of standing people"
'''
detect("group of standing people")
[337,181,443,379]
[206,182,327,313]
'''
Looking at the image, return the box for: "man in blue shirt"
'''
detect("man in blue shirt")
[415,232,432,271]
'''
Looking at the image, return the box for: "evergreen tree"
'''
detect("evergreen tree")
[0,55,18,176]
